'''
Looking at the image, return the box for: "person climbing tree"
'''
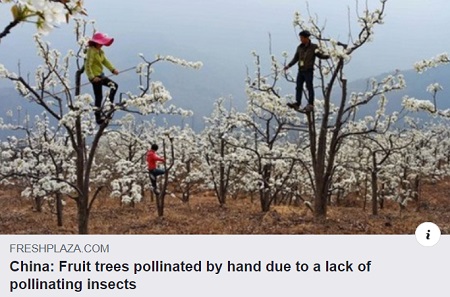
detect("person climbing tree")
[147,144,166,195]
[85,32,119,124]
[284,30,329,113]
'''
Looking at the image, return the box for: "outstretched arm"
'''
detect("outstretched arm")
[284,47,300,70]
[155,154,165,163]
[316,52,330,59]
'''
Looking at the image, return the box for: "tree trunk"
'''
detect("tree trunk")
[219,138,226,206]
[182,192,189,203]
[314,178,328,220]
[379,183,385,210]
[140,181,146,202]
[34,196,43,212]
[260,190,271,212]
[259,164,272,212]
[413,175,421,212]
[371,171,378,216]
[156,138,175,217]
[74,68,92,234]
[310,60,345,221]
[182,160,191,203]
[371,152,378,215]
[363,174,368,211]
[56,192,63,227]
[156,194,164,217]
[77,194,90,234]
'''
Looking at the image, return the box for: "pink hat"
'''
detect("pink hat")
[90,32,114,46]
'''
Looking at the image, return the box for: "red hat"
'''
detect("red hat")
[90,32,114,46]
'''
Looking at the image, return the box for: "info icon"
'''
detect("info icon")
[415,222,441,247]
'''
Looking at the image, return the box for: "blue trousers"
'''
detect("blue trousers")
[92,75,118,108]
[149,169,165,192]
[296,70,314,106]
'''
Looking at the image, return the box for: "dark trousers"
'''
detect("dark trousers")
[295,70,314,106]
[148,169,165,193]
[91,76,118,112]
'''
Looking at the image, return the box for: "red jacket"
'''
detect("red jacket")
[147,150,165,170]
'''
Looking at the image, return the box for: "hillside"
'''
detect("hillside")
[348,66,450,120]
[1,178,449,234]
[2,64,449,136]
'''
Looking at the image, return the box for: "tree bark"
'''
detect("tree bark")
[56,192,63,227]
[219,138,226,206]
[259,164,272,212]
[77,197,89,234]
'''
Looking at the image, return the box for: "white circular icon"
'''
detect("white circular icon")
[415,222,441,246]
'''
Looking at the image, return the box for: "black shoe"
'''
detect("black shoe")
[95,117,104,125]
[287,102,300,110]
[303,104,314,112]
[96,116,105,125]
[95,111,104,125]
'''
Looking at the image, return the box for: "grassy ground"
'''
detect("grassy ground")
[0,179,449,234]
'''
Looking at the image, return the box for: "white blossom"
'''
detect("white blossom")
[414,53,450,73]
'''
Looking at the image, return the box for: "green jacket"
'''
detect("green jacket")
[288,42,329,71]
[85,47,115,81]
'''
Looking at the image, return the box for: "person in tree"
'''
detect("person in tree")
[85,32,119,124]
[284,30,329,112]
[147,144,166,195]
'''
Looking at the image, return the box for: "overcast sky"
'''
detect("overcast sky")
[1,0,450,82]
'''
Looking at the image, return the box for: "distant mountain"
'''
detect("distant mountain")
[347,66,450,121]
[1,65,449,141]
[0,55,246,134]
[0,87,37,139]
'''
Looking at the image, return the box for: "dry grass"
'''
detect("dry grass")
[0,179,449,234]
